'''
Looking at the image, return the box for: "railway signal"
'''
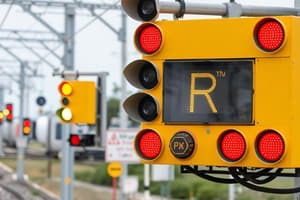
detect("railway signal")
[0,111,3,125]
[57,81,96,124]
[122,0,300,169]
[23,118,31,136]
[68,134,95,147]
[5,104,13,122]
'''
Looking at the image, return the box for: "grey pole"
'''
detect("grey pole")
[122,0,300,21]
[120,10,128,200]
[159,1,300,16]
[17,62,26,181]
[144,164,150,200]
[100,73,107,147]
[61,5,75,200]
[0,87,4,156]
[229,180,235,200]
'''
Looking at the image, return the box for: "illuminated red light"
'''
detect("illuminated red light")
[70,135,80,146]
[24,120,31,127]
[6,104,12,111]
[136,130,162,160]
[256,130,284,163]
[136,24,162,54]
[7,113,13,120]
[255,18,284,52]
[218,130,246,162]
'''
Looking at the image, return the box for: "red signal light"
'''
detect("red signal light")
[70,135,80,146]
[7,113,13,120]
[6,104,13,111]
[254,18,285,52]
[136,24,162,54]
[256,130,285,163]
[24,119,31,127]
[218,130,246,162]
[135,129,162,160]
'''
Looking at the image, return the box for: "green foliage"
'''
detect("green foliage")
[30,189,40,196]
[107,98,119,127]
[76,163,291,200]
[75,163,112,186]
[193,181,227,200]
[91,163,112,186]
[170,179,191,198]
[75,171,94,182]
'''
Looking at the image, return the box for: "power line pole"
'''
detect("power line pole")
[0,86,4,157]
[16,62,26,181]
[119,11,128,200]
[60,5,75,200]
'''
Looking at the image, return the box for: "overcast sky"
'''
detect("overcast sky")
[0,0,295,118]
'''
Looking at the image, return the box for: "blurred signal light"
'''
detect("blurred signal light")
[6,104,13,111]
[5,104,13,122]
[23,118,31,136]
[6,113,13,121]
[3,109,9,116]
[69,134,95,147]
[69,135,80,146]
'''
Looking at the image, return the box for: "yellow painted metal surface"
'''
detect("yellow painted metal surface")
[137,16,300,168]
[59,81,96,124]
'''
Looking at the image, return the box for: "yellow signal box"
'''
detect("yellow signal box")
[57,81,96,124]
[124,16,300,168]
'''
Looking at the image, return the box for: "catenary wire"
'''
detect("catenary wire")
[0,0,15,30]
[36,0,121,66]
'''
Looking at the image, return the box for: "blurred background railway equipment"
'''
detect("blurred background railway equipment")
[22,118,31,136]
[5,103,13,122]
[57,80,96,124]
[68,134,95,147]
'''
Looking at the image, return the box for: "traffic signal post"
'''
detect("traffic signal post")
[17,62,26,181]
[0,87,4,157]
[53,70,108,200]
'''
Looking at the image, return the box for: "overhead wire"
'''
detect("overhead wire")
[0,0,15,30]
[36,0,121,65]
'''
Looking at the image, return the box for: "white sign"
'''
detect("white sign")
[105,129,140,163]
[152,165,175,182]
[123,176,139,194]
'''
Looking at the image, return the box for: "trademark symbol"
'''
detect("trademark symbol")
[216,71,226,78]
